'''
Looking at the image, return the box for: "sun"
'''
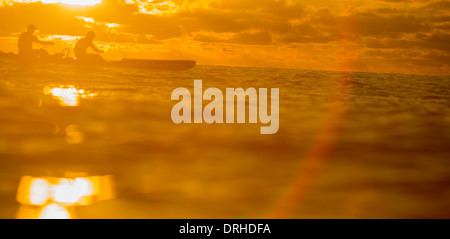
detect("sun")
[42,0,101,6]
[12,0,102,6]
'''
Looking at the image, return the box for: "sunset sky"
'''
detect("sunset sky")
[0,0,449,75]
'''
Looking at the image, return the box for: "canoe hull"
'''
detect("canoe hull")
[0,52,196,71]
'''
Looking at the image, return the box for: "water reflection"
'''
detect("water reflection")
[65,124,85,144]
[38,203,72,219]
[43,86,96,107]
[16,175,116,219]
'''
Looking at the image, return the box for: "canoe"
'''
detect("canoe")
[0,51,196,71]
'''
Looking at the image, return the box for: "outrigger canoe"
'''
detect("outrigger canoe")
[0,51,196,71]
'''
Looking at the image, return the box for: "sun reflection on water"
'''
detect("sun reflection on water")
[38,203,71,219]
[43,86,96,107]
[16,175,116,219]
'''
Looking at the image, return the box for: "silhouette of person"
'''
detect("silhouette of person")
[18,24,54,59]
[74,31,105,63]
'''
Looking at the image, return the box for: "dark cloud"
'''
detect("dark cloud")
[423,0,450,11]
[229,32,273,45]
[356,15,431,37]
[366,32,450,52]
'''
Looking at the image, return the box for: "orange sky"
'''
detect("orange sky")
[0,0,449,75]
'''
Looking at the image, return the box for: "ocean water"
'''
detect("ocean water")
[0,60,449,218]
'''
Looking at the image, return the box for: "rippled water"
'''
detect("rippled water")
[0,60,449,218]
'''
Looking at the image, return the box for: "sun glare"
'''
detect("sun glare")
[43,86,96,107]
[124,0,180,15]
[76,16,95,23]
[12,0,101,6]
